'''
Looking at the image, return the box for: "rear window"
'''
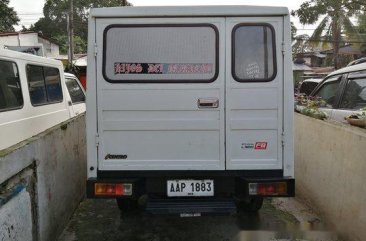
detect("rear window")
[27,65,63,106]
[103,24,218,83]
[65,77,85,104]
[232,24,276,82]
[0,60,23,112]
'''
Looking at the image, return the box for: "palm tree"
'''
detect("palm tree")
[356,13,366,54]
[292,0,364,69]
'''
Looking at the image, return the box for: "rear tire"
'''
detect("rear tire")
[237,197,263,212]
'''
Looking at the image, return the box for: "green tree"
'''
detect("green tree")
[356,13,366,53]
[53,35,86,54]
[0,0,20,32]
[291,22,297,41]
[292,0,365,69]
[292,34,314,59]
[31,0,131,53]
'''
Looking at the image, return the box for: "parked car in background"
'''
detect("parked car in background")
[64,73,86,115]
[0,49,83,150]
[347,57,366,67]
[309,63,366,122]
[297,78,323,96]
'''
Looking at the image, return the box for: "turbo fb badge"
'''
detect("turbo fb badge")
[255,142,267,150]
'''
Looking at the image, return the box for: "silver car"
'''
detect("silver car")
[310,63,366,122]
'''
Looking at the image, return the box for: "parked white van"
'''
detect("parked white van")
[0,49,85,150]
[64,72,86,115]
[86,5,295,215]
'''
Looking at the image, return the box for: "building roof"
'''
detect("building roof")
[90,5,289,18]
[322,44,363,55]
[0,31,59,46]
[0,31,36,37]
[292,63,312,71]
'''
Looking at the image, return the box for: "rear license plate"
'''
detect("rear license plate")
[167,179,214,197]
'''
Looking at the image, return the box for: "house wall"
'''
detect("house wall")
[0,33,59,57]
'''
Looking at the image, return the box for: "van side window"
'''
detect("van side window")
[65,78,85,103]
[232,24,276,82]
[314,75,342,108]
[340,73,366,110]
[103,24,218,83]
[27,65,63,106]
[0,60,23,112]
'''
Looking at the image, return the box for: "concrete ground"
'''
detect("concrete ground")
[59,198,341,241]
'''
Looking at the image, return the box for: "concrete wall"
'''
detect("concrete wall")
[295,113,366,241]
[0,115,86,241]
[0,189,32,241]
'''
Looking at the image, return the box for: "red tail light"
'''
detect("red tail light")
[95,183,132,196]
[249,182,287,196]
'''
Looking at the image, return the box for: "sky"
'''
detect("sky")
[9,0,317,35]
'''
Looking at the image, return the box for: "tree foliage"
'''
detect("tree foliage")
[291,22,297,40]
[292,0,365,68]
[357,13,366,53]
[31,0,131,53]
[0,0,20,32]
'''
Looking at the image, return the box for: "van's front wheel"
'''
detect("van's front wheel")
[237,197,263,212]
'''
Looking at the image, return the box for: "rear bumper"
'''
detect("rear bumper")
[86,170,295,199]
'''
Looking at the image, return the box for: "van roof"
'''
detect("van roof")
[0,49,62,67]
[328,62,366,77]
[90,5,289,18]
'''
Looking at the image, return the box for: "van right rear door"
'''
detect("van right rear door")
[225,17,284,170]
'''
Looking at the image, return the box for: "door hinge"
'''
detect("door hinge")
[94,43,98,57]
[281,42,285,56]
[281,133,285,147]
[95,133,100,147]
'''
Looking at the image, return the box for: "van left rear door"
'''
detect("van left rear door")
[95,18,226,171]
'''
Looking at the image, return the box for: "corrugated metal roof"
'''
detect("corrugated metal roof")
[293,63,312,71]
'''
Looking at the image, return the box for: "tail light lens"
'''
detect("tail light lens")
[249,182,287,196]
[94,183,132,196]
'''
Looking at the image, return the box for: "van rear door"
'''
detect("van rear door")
[225,17,283,170]
[95,18,226,171]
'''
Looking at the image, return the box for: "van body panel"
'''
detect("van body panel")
[91,15,290,172]
[86,6,295,205]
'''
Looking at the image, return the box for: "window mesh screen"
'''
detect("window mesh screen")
[103,25,217,82]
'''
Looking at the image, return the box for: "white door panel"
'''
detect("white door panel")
[96,17,284,171]
[225,17,283,170]
[96,18,225,171]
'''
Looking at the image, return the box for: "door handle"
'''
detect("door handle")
[197,98,219,108]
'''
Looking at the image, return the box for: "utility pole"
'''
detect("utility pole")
[68,0,74,65]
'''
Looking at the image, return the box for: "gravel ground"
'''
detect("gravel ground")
[58,198,342,241]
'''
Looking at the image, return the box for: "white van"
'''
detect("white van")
[0,49,84,150]
[86,6,295,215]
[64,72,86,115]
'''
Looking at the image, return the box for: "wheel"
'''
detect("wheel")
[237,197,263,212]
